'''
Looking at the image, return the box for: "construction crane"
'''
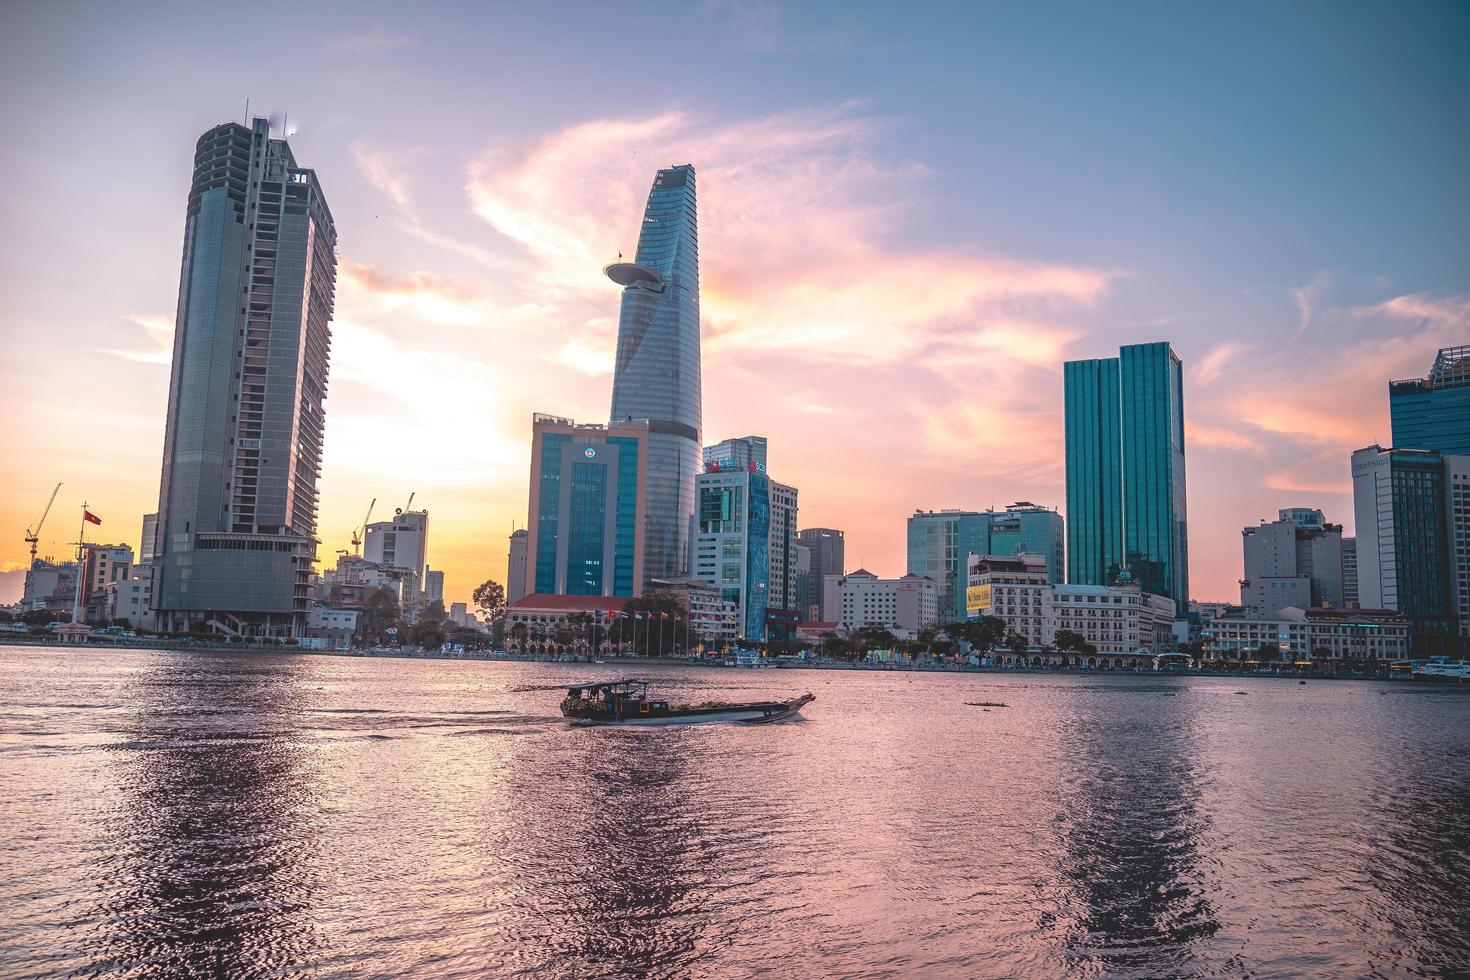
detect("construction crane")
[24,482,62,565]
[351,497,376,557]
[400,491,415,515]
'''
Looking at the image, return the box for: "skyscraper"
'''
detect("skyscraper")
[153,118,336,638]
[1065,341,1189,615]
[606,165,701,581]
[1390,345,1470,456]
[525,414,648,598]
[507,528,528,604]
[692,465,771,640]
[797,528,845,620]
[1351,445,1466,653]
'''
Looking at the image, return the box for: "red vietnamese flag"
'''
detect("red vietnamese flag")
[83,511,102,525]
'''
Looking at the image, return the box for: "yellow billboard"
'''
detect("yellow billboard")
[965,584,992,612]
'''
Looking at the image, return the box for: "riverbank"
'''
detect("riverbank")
[0,636,1413,681]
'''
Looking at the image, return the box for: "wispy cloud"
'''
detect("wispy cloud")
[98,313,173,364]
[326,26,416,54]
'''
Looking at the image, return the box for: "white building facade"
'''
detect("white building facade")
[823,570,939,637]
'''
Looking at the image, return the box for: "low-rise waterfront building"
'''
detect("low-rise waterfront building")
[305,606,359,651]
[824,570,939,637]
[965,554,1050,649]
[1202,606,1409,664]
[1047,582,1177,659]
[649,576,739,647]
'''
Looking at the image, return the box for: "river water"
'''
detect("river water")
[1,647,1467,978]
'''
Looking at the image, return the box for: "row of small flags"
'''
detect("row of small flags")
[615,612,682,621]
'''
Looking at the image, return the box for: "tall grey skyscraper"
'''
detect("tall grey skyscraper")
[507,528,528,604]
[797,527,845,620]
[1065,341,1189,615]
[153,118,336,637]
[606,165,701,581]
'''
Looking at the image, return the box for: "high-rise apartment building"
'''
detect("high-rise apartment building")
[153,118,336,638]
[1390,345,1470,456]
[606,165,701,582]
[1239,508,1345,614]
[1350,445,1464,653]
[1065,341,1189,615]
[525,414,648,598]
[797,528,845,620]
[507,528,528,604]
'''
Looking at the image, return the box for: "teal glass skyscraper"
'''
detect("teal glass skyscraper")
[1389,345,1470,456]
[1065,342,1189,615]
[606,165,701,580]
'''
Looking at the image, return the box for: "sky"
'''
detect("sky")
[1,0,1468,608]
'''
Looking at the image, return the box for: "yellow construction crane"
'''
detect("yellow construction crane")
[24,482,62,565]
[351,497,376,556]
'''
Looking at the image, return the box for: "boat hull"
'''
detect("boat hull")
[568,693,813,727]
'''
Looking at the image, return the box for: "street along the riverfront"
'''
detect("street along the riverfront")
[2,644,1468,977]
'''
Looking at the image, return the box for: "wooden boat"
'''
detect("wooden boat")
[561,679,814,726]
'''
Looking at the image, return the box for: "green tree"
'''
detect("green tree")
[916,625,939,658]
[418,599,446,623]
[472,579,506,622]
[358,587,399,645]
[1006,632,1029,655]
[1257,642,1281,663]
[509,621,529,653]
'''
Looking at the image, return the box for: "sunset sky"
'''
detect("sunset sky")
[1,1,1467,607]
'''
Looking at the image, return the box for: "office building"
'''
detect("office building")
[908,504,1065,624]
[139,513,158,564]
[153,118,336,638]
[449,602,474,627]
[1351,445,1465,653]
[986,503,1065,584]
[1065,342,1189,615]
[908,510,993,625]
[606,164,702,581]
[507,528,528,604]
[1390,345,1470,456]
[1341,537,1359,608]
[525,414,648,598]
[104,565,155,629]
[823,570,939,638]
[703,436,767,471]
[797,528,845,620]
[793,543,813,622]
[423,568,444,607]
[691,465,771,640]
[1239,508,1345,614]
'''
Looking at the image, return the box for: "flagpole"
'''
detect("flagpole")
[72,502,87,624]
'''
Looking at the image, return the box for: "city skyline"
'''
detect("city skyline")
[3,2,1470,608]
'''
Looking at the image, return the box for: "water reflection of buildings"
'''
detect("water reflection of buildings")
[1051,690,1220,974]
[93,655,318,974]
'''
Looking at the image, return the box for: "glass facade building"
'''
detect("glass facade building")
[908,505,1065,624]
[607,165,702,582]
[692,469,770,640]
[1065,342,1189,615]
[1351,445,1464,653]
[153,118,336,637]
[1390,345,1470,456]
[526,415,647,598]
